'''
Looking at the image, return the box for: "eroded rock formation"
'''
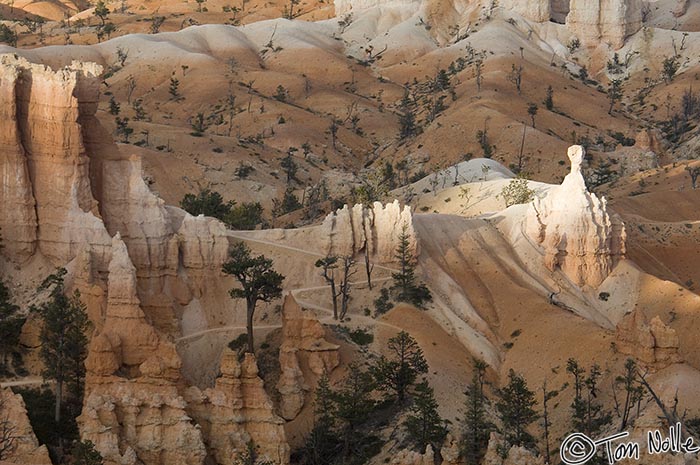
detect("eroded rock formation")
[276,294,340,420]
[184,351,290,465]
[501,0,642,48]
[616,310,682,368]
[321,200,415,263]
[525,145,626,288]
[0,388,51,465]
[0,54,291,465]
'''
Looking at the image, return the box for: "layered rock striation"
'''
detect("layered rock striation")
[486,0,642,48]
[525,145,626,288]
[276,294,340,420]
[184,351,290,465]
[0,54,291,465]
[320,200,415,262]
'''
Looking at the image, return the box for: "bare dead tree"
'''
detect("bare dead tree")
[315,255,340,320]
[338,256,357,320]
[686,165,700,189]
[637,369,692,440]
[0,397,17,461]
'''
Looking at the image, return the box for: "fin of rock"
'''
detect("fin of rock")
[321,200,415,263]
[525,145,626,289]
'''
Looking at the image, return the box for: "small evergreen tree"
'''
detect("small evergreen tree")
[169,76,181,100]
[544,85,554,111]
[70,440,103,465]
[108,96,120,115]
[225,202,264,230]
[115,117,133,142]
[495,369,538,450]
[93,0,110,26]
[280,148,298,184]
[527,102,538,128]
[608,79,623,115]
[180,189,233,220]
[370,331,427,404]
[404,380,447,452]
[461,359,492,465]
[391,223,431,308]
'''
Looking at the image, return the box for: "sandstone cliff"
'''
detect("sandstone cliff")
[525,145,626,288]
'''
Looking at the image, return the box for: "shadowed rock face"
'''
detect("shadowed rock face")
[0,54,290,465]
[525,145,626,288]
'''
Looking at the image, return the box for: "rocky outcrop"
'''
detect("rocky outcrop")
[525,145,626,288]
[616,310,682,368]
[0,388,51,465]
[78,375,206,465]
[184,351,291,465]
[321,200,415,263]
[276,294,340,420]
[390,445,434,465]
[567,0,643,49]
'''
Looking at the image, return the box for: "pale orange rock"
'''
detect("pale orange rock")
[0,388,51,465]
[616,310,682,368]
[184,351,291,465]
[276,294,340,420]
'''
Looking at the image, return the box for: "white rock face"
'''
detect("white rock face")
[321,200,415,263]
[525,145,626,288]
[567,0,643,48]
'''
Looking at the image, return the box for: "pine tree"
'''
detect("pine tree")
[391,223,431,308]
[35,269,89,425]
[108,95,120,115]
[544,85,554,111]
[169,76,181,100]
[370,331,427,404]
[332,363,375,459]
[495,369,538,449]
[304,373,340,465]
[404,380,447,452]
[93,0,109,26]
[0,278,23,375]
[222,242,284,353]
[461,359,492,465]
